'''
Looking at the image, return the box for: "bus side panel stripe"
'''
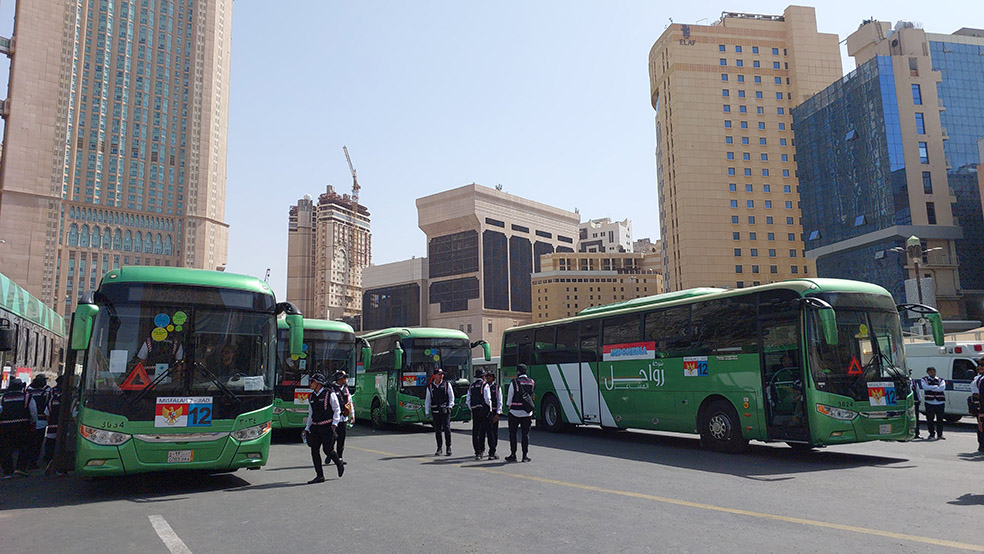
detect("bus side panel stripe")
[547,364,582,424]
[558,363,584,423]
[580,362,618,427]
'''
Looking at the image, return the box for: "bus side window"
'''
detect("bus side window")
[534,327,556,364]
[578,319,600,362]
[369,337,396,372]
[552,324,579,364]
[501,332,518,368]
[644,306,691,356]
[692,298,758,355]
[603,314,642,345]
[516,329,534,367]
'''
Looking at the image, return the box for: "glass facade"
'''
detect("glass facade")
[428,230,479,278]
[362,283,421,330]
[429,277,479,313]
[930,39,984,291]
[483,230,509,310]
[509,236,532,312]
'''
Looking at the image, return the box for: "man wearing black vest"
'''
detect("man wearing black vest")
[26,374,49,469]
[505,364,535,462]
[920,367,947,440]
[466,368,492,460]
[302,373,344,484]
[484,370,502,460]
[332,370,352,465]
[424,368,454,456]
[0,380,38,477]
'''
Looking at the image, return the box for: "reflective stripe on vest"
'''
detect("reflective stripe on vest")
[469,380,488,409]
[509,377,535,410]
[0,392,31,425]
[922,378,945,403]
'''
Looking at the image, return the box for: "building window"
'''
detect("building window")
[773,61,781,69]
[788,233,795,241]
[781,154,788,162]
[768,232,775,240]
[741,121,748,129]
[922,171,933,194]
[753,60,760,68]
[772,48,779,55]
[789,249,797,257]
[762,169,770,177]
[782,169,790,177]
[722,89,730,97]
[744,169,752,176]
[918,142,929,164]
[732,216,739,224]
[742,137,749,145]
[759,138,767,146]
[729,183,737,191]
[728,168,736,176]
[737,75,744,83]
[780,138,787,146]
[736,265,743,274]
[739,106,747,113]
[730,200,738,208]
[752,46,759,54]
[915,112,925,134]
[721,74,728,81]
[738,90,746,98]
[746,200,754,208]
[727,152,735,160]
[758,122,766,130]
[752,265,760,274]
[791,266,798,274]
[724,120,732,128]
[720,58,727,66]
[748,216,755,224]
[912,84,922,105]
[733,232,740,240]
[926,202,937,224]
[754,76,762,84]
[765,200,772,208]
[745,184,753,192]
[786,217,794,225]
[743,153,751,161]
[766,216,774,224]
[719,44,726,52]
[761,153,768,161]
[750,249,758,257]
[726,136,733,144]
[770,265,778,274]
[734,248,742,256]
[749,232,757,240]
[735,45,742,53]
[736,59,743,67]
[723,105,731,113]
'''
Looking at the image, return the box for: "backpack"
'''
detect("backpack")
[514,378,536,412]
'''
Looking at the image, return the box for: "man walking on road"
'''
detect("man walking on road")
[424,368,454,456]
[302,373,344,484]
[484,370,502,460]
[466,368,492,460]
[920,367,947,440]
[505,364,535,463]
[332,371,352,465]
[911,375,922,439]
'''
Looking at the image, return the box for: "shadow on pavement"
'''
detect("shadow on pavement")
[0,470,253,511]
[948,493,984,506]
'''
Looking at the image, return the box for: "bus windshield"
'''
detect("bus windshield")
[82,283,276,420]
[402,338,471,397]
[807,293,909,402]
[276,330,355,391]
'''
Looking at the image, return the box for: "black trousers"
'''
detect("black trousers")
[913,401,921,435]
[471,406,490,455]
[0,422,33,475]
[308,425,340,479]
[976,415,984,449]
[486,413,499,455]
[508,414,532,456]
[335,422,347,460]
[432,410,451,450]
[924,403,945,437]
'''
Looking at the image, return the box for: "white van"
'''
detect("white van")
[905,342,982,423]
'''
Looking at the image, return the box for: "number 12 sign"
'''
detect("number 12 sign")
[155,396,214,428]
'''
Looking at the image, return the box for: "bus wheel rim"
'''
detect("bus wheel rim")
[709,413,730,440]
[545,402,557,426]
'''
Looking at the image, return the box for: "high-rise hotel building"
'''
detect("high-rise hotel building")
[0,0,233,315]
[648,7,841,291]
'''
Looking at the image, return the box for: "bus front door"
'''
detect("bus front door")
[759,318,810,442]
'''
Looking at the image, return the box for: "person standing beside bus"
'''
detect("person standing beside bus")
[302,373,344,484]
[484,370,502,460]
[25,375,50,469]
[911,375,922,439]
[0,380,38,477]
[332,370,352,465]
[424,368,454,456]
[921,367,947,440]
[466,368,492,460]
[971,359,984,452]
[42,375,64,467]
[505,364,535,463]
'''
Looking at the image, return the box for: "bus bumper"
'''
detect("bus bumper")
[812,409,914,445]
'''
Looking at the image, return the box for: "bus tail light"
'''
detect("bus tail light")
[816,404,858,421]
[80,424,131,446]
[231,421,272,442]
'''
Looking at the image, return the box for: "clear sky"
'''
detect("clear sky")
[0,1,974,300]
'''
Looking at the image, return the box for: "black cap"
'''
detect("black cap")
[475,368,485,378]
[433,368,444,375]
[9,379,25,391]
[30,374,48,388]
[310,373,329,385]
[333,370,348,382]
[517,364,528,375]
[483,370,495,378]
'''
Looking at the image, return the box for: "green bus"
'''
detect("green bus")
[273,318,368,430]
[68,267,302,476]
[498,278,944,452]
[356,327,491,428]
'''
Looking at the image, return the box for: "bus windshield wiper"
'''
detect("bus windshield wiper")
[192,361,242,406]
[127,363,174,405]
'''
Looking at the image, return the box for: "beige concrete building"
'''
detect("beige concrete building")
[360,257,428,331]
[578,217,633,252]
[532,251,664,322]
[287,186,371,322]
[0,0,232,315]
[648,6,842,291]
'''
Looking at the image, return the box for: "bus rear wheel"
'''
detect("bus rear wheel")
[538,394,567,433]
[700,400,747,453]
[370,399,386,430]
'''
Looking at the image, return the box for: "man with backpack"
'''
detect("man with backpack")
[424,368,455,456]
[505,364,535,462]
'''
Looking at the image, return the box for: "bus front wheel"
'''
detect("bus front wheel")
[538,394,567,433]
[370,399,386,430]
[700,400,747,453]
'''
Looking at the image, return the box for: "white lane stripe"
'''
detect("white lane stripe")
[148,515,193,554]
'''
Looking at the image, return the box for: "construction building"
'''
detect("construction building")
[287,185,371,322]
[648,6,842,291]
[578,218,633,253]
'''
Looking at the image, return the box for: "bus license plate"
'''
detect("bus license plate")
[167,450,193,463]
[878,424,892,435]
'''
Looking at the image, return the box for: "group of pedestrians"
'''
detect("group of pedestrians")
[0,374,62,478]
[912,359,984,452]
[424,363,535,463]
[302,370,351,484]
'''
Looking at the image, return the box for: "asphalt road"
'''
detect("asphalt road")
[1,420,982,553]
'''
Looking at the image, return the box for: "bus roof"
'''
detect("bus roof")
[507,278,893,333]
[360,327,471,342]
[0,272,66,337]
[277,318,355,334]
[100,266,274,296]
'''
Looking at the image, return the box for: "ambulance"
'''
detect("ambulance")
[905,341,983,423]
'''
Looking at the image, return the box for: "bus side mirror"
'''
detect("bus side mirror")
[472,340,491,362]
[394,342,404,371]
[818,307,838,346]
[927,313,944,346]
[284,314,304,356]
[0,318,13,351]
[71,304,99,351]
[362,346,372,370]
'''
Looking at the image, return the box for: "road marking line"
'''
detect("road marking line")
[148,515,193,554]
[465,467,984,552]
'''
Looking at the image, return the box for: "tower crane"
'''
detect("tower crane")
[342,146,361,315]
[264,268,270,283]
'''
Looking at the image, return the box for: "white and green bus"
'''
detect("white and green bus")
[67,267,303,476]
[498,278,943,452]
[356,327,491,427]
[273,318,369,431]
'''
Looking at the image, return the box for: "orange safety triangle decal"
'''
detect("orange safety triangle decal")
[120,362,152,390]
[846,357,863,375]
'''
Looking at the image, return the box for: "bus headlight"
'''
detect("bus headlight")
[80,424,131,446]
[272,407,286,414]
[399,401,422,411]
[816,404,858,421]
[231,421,272,442]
